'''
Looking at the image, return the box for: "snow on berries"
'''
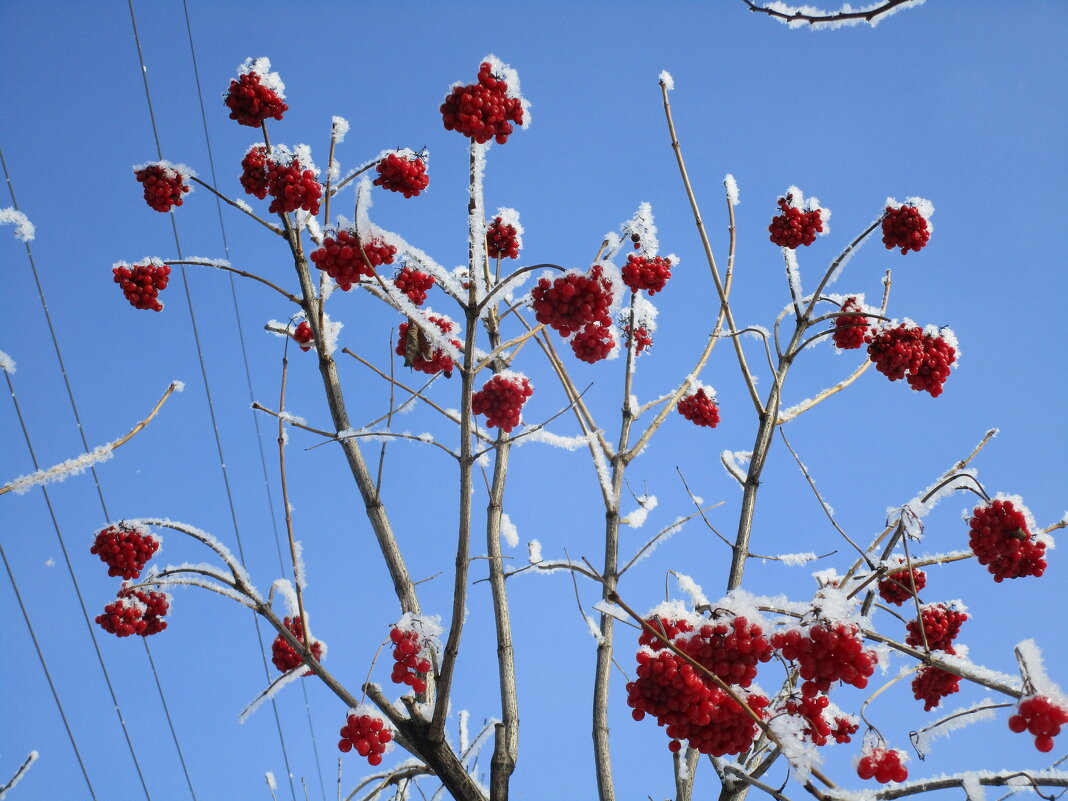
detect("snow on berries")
[626,325,653,354]
[570,323,616,364]
[113,259,170,311]
[310,230,397,291]
[338,707,393,766]
[911,665,961,711]
[271,616,323,675]
[677,385,720,429]
[265,146,321,215]
[882,198,933,254]
[293,321,314,352]
[389,627,433,694]
[90,522,160,579]
[486,213,522,260]
[967,497,1048,582]
[777,692,857,746]
[771,618,877,697]
[373,151,429,198]
[1009,695,1068,753]
[832,296,869,350]
[96,584,169,638]
[768,190,829,249]
[905,602,968,652]
[440,59,526,145]
[856,746,908,784]
[531,265,615,337]
[134,162,192,213]
[240,145,270,199]
[224,57,288,127]
[865,322,957,397]
[393,267,435,305]
[621,254,672,295]
[472,372,534,433]
[396,313,461,378]
[877,563,926,606]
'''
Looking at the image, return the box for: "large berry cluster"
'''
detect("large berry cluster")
[882,204,930,254]
[266,158,321,215]
[393,267,435,305]
[389,627,433,694]
[911,665,961,711]
[310,231,397,291]
[865,324,956,397]
[373,153,429,198]
[240,145,270,198]
[472,373,534,433]
[531,265,614,337]
[1009,695,1068,753]
[768,195,824,249]
[877,565,926,606]
[114,260,171,311]
[771,621,877,697]
[857,747,908,784]
[779,693,857,746]
[486,216,521,260]
[97,585,169,637]
[684,615,775,687]
[570,323,616,364]
[271,616,323,675]
[905,603,967,652]
[90,523,160,579]
[224,59,288,127]
[396,315,461,377]
[338,711,392,766]
[967,499,1047,582]
[135,163,191,213]
[677,388,720,428]
[621,254,672,295]
[832,297,868,350]
[440,61,524,145]
[293,321,314,352]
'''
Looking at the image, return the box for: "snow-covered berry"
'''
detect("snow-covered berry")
[135,163,191,213]
[905,603,967,652]
[393,267,435,305]
[472,373,534,433]
[912,665,961,711]
[677,387,720,428]
[967,498,1047,582]
[832,297,868,350]
[271,616,323,675]
[865,323,956,397]
[388,626,433,694]
[877,565,926,606]
[310,231,396,291]
[531,265,615,337]
[396,314,461,378]
[440,61,524,145]
[486,216,521,260]
[90,523,160,579]
[1009,695,1068,753]
[96,584,169,638]
[266,157,321,215]
[882,203,931,254]
[293,321,314,352]
[856,747,908,783]
[338,710,393,766]
[771,621,877,697]
[240,145,271,199]
[113,260,170,311]
[224,58,288,127]
[768,194,825,249]
[373,153,429,198]
[621,254,672,295]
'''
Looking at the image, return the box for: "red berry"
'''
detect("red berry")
[677,387,720,428]
[771,620,877,696]
[224,57,288,127]
[240,145,271,199]
[865,323,957,397]
[396,314,461,378]
[393,267,435,305]
[113,260,171,311]
[310,231,396,291]
[373,152,429,198]
[531,265,615,338]
[96,584,169,638]
[856,747,908,784]
[338,708,393,765]
[388,624,433,693]
[265,149,321,215]
[293,321,314,352]
[90,523,160,579]
[625,325,653,354]
[967,498,1047,582]
[440,61,524,145]
[271,616,324,675]
[877,563,926,606]
[1009,696,1068,753]
[472,373,534,433]
[911,665,961,711]
[134,162,191,213]
[570,323,616,364]
[486,215,522,260]
[768,193,826,249]
[881,202,931,254]
[905,603,967,652]
[832,297,868,350]
[621,254,672,295]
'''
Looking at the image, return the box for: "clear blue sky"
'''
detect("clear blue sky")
[2,2,1066,799]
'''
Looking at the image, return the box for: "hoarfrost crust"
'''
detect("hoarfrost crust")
[756,1,927,30]
[724,174,740,205]
[658,70,675,90]
[238,56,286,98]
[0,350,15,374]
[0,207,35,241]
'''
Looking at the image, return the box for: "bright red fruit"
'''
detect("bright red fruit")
[224,58,288,127]
[96,584,169,638]
[293,321,314,352]
[865,323,957,397]
[677,387,720,428]
[373,153,429,198]
[912,665,961,711]
[310,231,397,291]
[856,747,908,783]
[1009,696,1068,753]
[968,498,1047,582]
[440,61,524,145]
[771,620,877,697]
[570,323,616,364]
[905,603,967,652]
[486,216,521,260]
[393,267,435,305]
[472,373,534,433]
[882,202,931,254]
[266,153,321,215]
[135,162,191,213]
[90,523,160,579]
[271,616,323,675]
[531,265,615,337]
[877,564,926,606]
[621,254,672,295]
[768,194,825,249]
[396,314,461,378]
[388,626,433,695]
[832,297,868,350]
[240,145,271,199]
[338,710,393,766]
[113,260,171,311]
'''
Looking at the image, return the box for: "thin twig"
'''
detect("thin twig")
[188,176,284,235]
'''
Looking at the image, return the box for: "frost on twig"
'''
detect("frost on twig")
[0,751,38,800]
[0,207,35,242]
[743,0,927,30]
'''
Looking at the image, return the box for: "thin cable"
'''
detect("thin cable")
[0,541,97,801]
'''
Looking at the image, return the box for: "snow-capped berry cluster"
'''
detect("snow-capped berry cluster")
[683,614,774,687]
[440,61,524,145]
[389,627,433,694]
[96,585,169,637]
[833,297,868,350]
[310,231,397,291]
[486,216,521,260]
[531,265,614,337]
[865,323,957,397]
[882,203,931,254]
[967,498,1047,582]
[472,373,534,433]
[570,323,616,364]
[626,325,653,354]
[224,58,288,127]
[677,387,720,428]
[905,603,967,652]
[771,621,877,697]
[338,711,392,766]
[266,157,321,215]
[113,260,170,311]
[393,267,435,305]
[90,523,160,579]
[768,194,825,249]
[373,153,429,198]
[134,163,191,213]
[293,321,314,352]
[271,617,323,675]
[396,315,461,378]
[1009,695,1068,753]
[621,254,672,295]
[911,665,961,711]
[240,145,270,198]
[877,565,926,606]
[779,693,857,746]
[856,747,908,784]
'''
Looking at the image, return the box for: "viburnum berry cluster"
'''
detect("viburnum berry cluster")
[440,61,524,145]
[905,602,967,652]
[271,616,323,675]
[338,710,393,766]
[882,202,931,254]
[472,373,534,433]
[912,665,961,711]
[778,692,858,746]
[486,215,521,260]
[856,746,909,784]
[396,314,461,377]
[531,265,615,337]
[683,614,775,687]
[239,145,270,199]
[865,323,957,397]
[90,523,160,579]
[621,254,672,295]
[389,627,433,694]
[134,162,191,213]
[1009,695,1068,753]
[570,323,616,364]
[832,297,869,350]
[113,260,171,311]
[768,193,826,249]
[293,321,314,352]
[310,231,397,291]
[373,152,429,198]
[677,386,720,428]
[96,585,169,638]
[626,325,653,354]
[877,564,926,606]
[967,498,1047,582]
[265,153,321,215]
[224,57,288,127]
[771,620,878,697]
[393,267,435,305]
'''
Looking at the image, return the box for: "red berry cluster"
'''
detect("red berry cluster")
[967,499,1047,582]
[768,195,824,249]
[266,158,321,215]
[224,65,288,127]
[293,321,314,352]
[911,665,961,711]
[570,323,616,364]
[338,712,392,766]
[621,255,672,295]
[771,621,877,697]
[685,615,775,687]
[832,297,868,350]
[882,204,930,254]
[472,373,534,433]
[135,164,190,213]
[865,324,956,397]
[440,61,524,145]
[393,267,435,305]
[240,145,270,199]
[857,747,908,784]
[677,388,720,428]
[114,261,171,311]
[905,603,967,652]
[373,153,429,198]
[271,617,323,675]
[877,565,926,606]
[1009,695,1068,753]
[96,585,169,637]
[310,231,397,291]
[779,693,857,746]
[486,216,521,260]
[389,627,433,694]
[626,325,653,354]
[90,524,160,579]
[396,315,461,378]
[531,265,614,337]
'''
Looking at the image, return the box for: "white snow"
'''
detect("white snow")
[265,772,277,791]
[784,247,803,301]
[890,466,981,539]
[724,174,740,206]
[319,311,342,357]
[4,441,116,495]
[659,70,675,91]
[592,600,630,623]
[673,572,709,607]
[331,116,349,143]
[1015,639,1067,703]
[0,350,15,374]
[626,516,688,568]
[459,709,470,753]
[0,750,38,799]
[234,198,253,214]
[499,513,519,548]
[0,207,35,241]
[775,552,819,566]
[528,540,543,564]
[911,699,998,755]
[622,495,658,528]
[513,429,589,452]
[237,57,286,98]
[756,1,927,30]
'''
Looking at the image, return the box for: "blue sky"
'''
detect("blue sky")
[1,2,1066,799]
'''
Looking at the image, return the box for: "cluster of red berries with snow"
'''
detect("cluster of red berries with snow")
[570,323,616,364]
[621,254,672,295]
[626,325,653,354]
[338,711,392,766]
[441,61,524,145]
[396,315,461,378]
[135,163,191,213]
[393,267,435,305]
[677,387,720,428]
[905,603,967,652]
[373,153,429,198]
[531,265,614,337]
[882,203,930,254]
[911,665,961,711]
[293,321,314,352]
[877,565,926,606]
[778,693,857,746]
[1009,695,1068,753]
[96,585,169,637]
[768,195,825,249]
[271,617,323,675]
[265,157,321,215]
[389,627,433,694]
[472,373,534,433]
[240,145,270,198]
[310,231,397,291]
[856,747,908,784]
[967,499,1047,582]
[832,297,869,350]
[771,620,878,697]
[865,324,956,397]
[486,216,521,260]
[224,59,288,127]
[113,261,170,311]
[686,614,775,687]
[90,524,160,579]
